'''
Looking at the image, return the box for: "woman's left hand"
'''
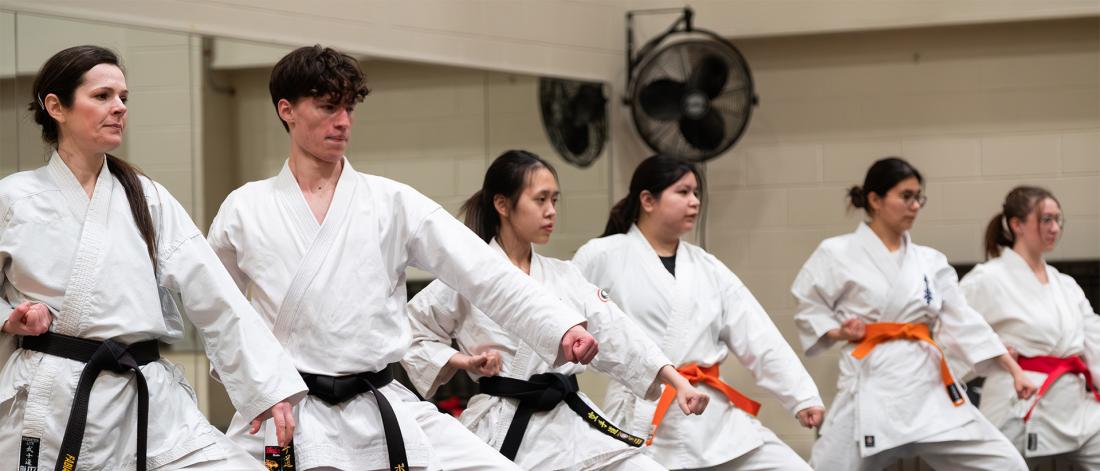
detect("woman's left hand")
[1013,373,1038,400]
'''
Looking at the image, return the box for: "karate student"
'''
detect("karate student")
[0,45,305,471]
[573,155,824,471]
[959,186,1100,467]
[403,150,709,471]
[207,45,601,471]
[791,157,1037,470]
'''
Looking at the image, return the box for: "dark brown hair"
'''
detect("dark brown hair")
[602,155,702,237]
[848,157,923,214]
[269,45,370,131]
[983,186,1060,259]
[460,150,557,242]
[30,45,157,267]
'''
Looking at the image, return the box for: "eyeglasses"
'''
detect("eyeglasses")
[897,190,928,207]
[1039,214,1064,228]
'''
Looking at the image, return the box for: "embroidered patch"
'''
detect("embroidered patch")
[946,383,964,404]
[1027,433,1038,451]
[864,435,875,448]
[19,436,39,471]
[922,275,933,305]
[596,288,610,303]
[264,444,295,470]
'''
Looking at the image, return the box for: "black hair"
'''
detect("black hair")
[30,45,157,267]
[847,156,924,215]
[460,150,558,242]
[602,155,702,237]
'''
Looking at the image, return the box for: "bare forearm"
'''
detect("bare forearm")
[446,352,471,371]
[658,364,689,390]
[997,352,1024,376]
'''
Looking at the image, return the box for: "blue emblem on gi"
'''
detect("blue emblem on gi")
[922,275,933,305]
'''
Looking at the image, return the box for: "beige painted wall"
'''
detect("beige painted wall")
[0,3,1097,461]
[0,12,214,413]
[684,17,1099,455]
[1,1,1097,83]
[204,60,612,262]
[1,13,203,216]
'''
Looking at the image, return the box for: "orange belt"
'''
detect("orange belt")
[647,363,761,445]
[850,322,965,407]
[1018,355,1100,422]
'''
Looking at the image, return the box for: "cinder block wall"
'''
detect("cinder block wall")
[209,61,611,262]
[687,18,1100,456]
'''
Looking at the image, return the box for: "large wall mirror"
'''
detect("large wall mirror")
[0,10,613,429]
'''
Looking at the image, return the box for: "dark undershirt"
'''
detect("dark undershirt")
[659,254,676,277]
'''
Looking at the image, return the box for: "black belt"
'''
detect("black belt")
[20,332,160,471]
[478,372,645,461]
[300,368,408,471]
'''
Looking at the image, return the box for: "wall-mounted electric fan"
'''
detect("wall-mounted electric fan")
[538,78,609,168]
[626,7,757,163]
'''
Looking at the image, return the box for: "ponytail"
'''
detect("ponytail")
[459,189,495,243]
[984,186,1059,260]
[601,196,638,237]
[29,46,157,268]
[461,150,557,243]
[601,155,701,237]
[983,212,1012,259]
[106,155,157,268]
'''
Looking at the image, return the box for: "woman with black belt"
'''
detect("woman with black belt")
[0,45,305,471]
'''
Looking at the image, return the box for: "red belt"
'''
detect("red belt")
[1018,355,1100,422]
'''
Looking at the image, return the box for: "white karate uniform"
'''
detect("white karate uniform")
[791,222,1026,471]
[573,225,821,470]
[403,239,669,471]
[207,158,587,471]
[960,247,1100,466]
[0,153,306,470]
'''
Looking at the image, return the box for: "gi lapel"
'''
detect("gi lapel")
[271,158,359,342]
[856,224,921,322]
[48,154,114,336]
[23,155,115,439]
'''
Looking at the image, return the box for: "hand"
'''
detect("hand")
[560,324,598,364]
[796,406,825,429]
[2,302,51,336]
[465,350,502,376]
[674,384,709,415]
[249,400,295,447]
[839,318,866,342]
[1013,372,1038,400]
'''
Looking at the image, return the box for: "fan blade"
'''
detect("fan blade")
[638,79,685,121]
[563,123,590,156]
[679,109,725,152]
[689,55,729,99]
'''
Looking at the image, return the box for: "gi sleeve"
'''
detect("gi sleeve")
[162,184,307,422]
[205,191,251,294]
[929,250,1006,376]
[402,281,465,398]
[0,205,21,369]
[406,207,585,368]
[570,264,668,401]
[1068,277,1100,382]
[791,245,844,356]
[718,256,824,415]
